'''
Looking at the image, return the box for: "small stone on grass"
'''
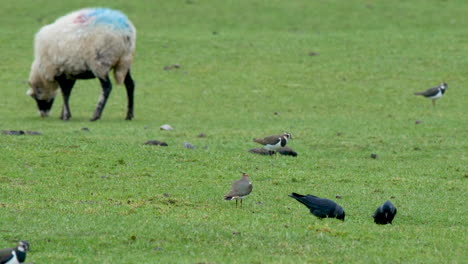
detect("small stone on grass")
[160,124,174,131]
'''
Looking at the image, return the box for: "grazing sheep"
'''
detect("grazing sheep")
[27,8,136,121]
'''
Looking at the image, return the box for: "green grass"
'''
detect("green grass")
[1,0,467,263]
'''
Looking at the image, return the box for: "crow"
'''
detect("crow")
[372,200,397,225]
[288,192,345,221]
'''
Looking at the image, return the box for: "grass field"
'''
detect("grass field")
[1,0,467,263]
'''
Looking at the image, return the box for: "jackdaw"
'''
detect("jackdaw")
[288,192,345,221]
[372,200,397,225]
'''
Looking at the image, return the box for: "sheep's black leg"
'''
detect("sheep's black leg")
[91,75,112,121]
[56,75,76,121]
[124,70,135,120]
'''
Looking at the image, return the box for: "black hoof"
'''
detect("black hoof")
[125,113,134,120]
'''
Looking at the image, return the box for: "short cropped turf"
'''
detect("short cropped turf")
[0,0,467,263]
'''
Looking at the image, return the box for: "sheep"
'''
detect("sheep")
[27,8,136,121]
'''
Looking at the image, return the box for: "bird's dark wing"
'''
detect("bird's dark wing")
[305,196,335,210]
[311,209,328,218]
[289,193,345,219]
[414,87,440,97]
[254,135,281,145]
[278,147,297,156]
[249,148,275,155]
[372,206,381,218]
[289,193,312,208]
[0,248,14,264]
[289,193,334,213]
[387,207,397,223]
[372,207,386,224]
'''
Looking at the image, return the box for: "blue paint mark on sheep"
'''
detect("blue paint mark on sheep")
[86,8,131,30]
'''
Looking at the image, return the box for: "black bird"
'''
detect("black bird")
[248,148,275,156]
[277,146,298,157]
[372,200,397,225]
[414,82,448,106]
[288,193,345,221]
[253,132,292,152]
[0,241,30,264]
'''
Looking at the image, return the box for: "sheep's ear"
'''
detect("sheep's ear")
[26,88,35,96]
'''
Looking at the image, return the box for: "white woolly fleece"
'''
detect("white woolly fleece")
[29,8,136,99]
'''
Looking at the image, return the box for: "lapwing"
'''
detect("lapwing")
[0,241,30,264]
[253,132,292,152]
[372,200,397,225]
[414,82,448,106]
[288,193,345,221]
[224,173,253,208]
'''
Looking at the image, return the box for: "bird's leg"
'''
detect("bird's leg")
[235,199,238,208]
[240,199,243,208]
[432,99,436,107]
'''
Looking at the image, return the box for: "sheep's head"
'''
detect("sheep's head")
[27,78,58,117]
